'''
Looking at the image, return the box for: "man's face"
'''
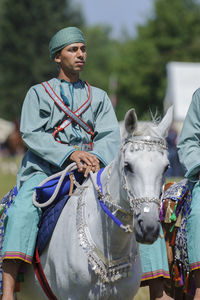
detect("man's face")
[54,43,87,75]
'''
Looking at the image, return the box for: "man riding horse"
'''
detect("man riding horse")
[1,27,172,300]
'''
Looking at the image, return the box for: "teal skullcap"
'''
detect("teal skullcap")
[49,27,85,60]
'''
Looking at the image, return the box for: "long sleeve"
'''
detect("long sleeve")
[20,87,75,168]
[177,89,200,181]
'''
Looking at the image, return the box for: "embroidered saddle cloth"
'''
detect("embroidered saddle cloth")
[161,179,192,291]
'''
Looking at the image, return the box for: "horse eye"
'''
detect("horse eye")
[164,164,170,174]
[124,162,134,173]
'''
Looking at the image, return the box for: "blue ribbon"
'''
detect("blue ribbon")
[96,169,127,229]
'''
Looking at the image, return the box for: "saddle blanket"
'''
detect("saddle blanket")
[36,170,84,254]
[161,179,192,292]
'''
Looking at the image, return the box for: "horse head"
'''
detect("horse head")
[119,106,173,244]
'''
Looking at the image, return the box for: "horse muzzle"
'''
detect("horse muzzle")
[133,207,161,244]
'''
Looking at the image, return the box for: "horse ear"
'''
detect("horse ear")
[124,108,138,134]
[157,106,174,138]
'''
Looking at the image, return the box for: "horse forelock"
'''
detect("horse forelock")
[132,122,162,139]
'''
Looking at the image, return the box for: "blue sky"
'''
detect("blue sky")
[74,0,154,37]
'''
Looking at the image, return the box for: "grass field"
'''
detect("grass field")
[134,287,150,299]
[0,155,21,198]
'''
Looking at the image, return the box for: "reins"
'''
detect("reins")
[32,163,78,208]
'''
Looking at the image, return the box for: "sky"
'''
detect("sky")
[74,0,154,38]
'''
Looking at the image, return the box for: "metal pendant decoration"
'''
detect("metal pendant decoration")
[76,187,138,283]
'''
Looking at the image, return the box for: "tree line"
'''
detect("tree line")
[0,0,200,121]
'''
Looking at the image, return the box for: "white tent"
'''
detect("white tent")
[0,118,14,143]
[164,62,200,129]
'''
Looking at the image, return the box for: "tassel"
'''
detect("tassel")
[169,224,175,233]
[174,263,180,280]
[175,212,182,227]
[170,227,177,246]
[172,264,175,278]
[184,272,190,294]
[179,264,184,286]
[165,200,173,223]
[190,276,196,296]
[174,263,181,287]
[160,201,165,221]
[170,202,178,222]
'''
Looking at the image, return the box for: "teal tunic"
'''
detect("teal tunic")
[3,78,121,263]
[178,88,200,269]
[17,78,121,188]
[178,89,200,181]
[139,227,170,282]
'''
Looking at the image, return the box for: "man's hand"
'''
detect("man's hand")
[69,150,100,177]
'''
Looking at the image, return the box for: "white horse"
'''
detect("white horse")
[18,107,173,300]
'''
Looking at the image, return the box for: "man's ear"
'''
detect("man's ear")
[54,52,61,63]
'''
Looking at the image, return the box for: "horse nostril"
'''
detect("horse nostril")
[138,219,143,229]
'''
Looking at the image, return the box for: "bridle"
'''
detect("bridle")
[120,135,168,211]
[90,135,168,233]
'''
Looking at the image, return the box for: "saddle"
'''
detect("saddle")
[36,170,84,254]
[34,170,84,255]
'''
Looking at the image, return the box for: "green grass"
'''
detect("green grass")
[135,287,150,300]
[166,177,183,183]
[0,155,22,198]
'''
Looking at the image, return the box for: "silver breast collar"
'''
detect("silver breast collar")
[76,183,138,283]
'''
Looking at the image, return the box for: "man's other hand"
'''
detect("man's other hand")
[69,150,100,177]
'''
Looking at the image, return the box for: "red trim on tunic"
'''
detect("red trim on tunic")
[141,269,170,281]
[190,261,200,271]
[2,251,32,264]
